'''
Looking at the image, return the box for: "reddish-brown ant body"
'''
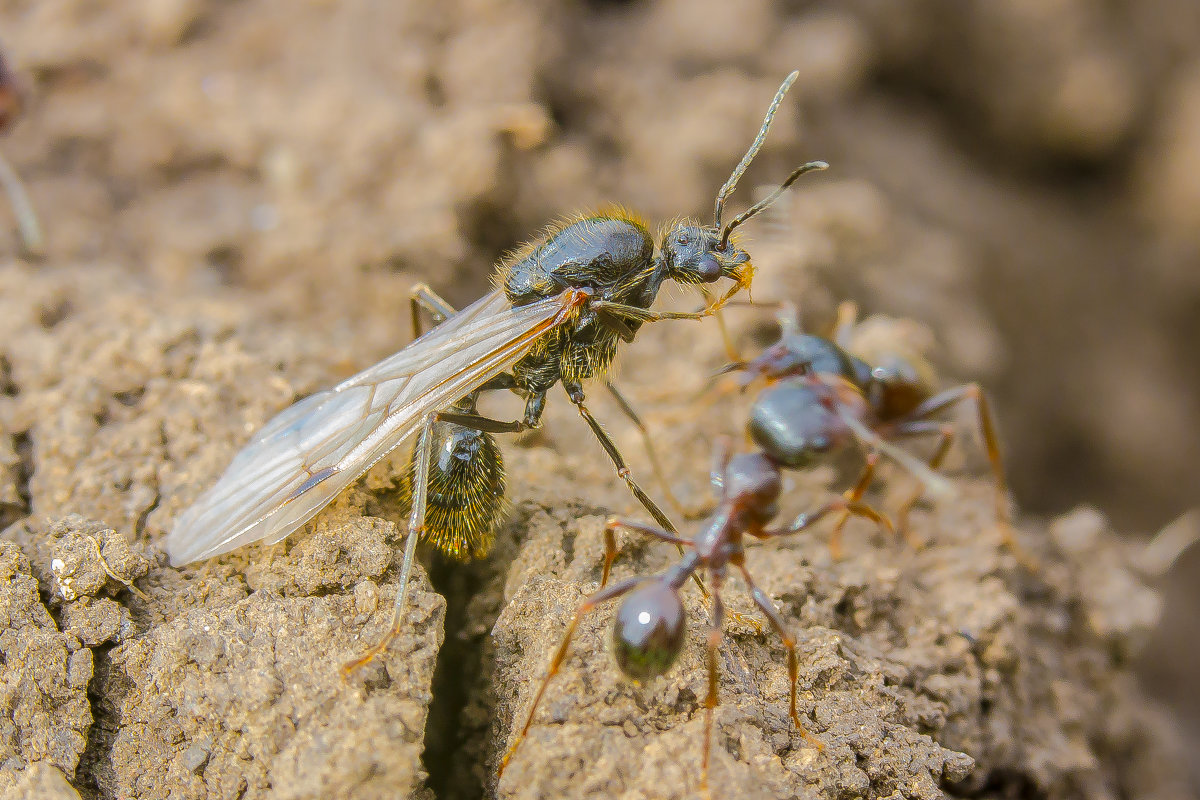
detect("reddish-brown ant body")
[732,302,1013,558]
[499,418,894,791]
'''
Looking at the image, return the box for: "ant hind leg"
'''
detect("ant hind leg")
[735,561,822,748]
[896,384,1035,567]
[701,575,726,796]
[497,575,648,779]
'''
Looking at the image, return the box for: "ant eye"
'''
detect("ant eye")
[612,582,686,682]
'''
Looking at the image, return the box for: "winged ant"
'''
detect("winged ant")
[166,72,829,670]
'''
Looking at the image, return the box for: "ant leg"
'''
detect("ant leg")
[342,414,437,675]
[833,301,858,349]
[701,574,726,795]
[605,382,689,520]
[734,561,822,748]
[407,291,523,395]
[590,298,725,325]
[603,517,692,587]
[408,283,457,339]
[898,383,1031,564]
[763,497,893,540]
[698,285,740,362]
[434,410,527,434]
[828,452,881,560]
[888,421,954,546]
[0,150,43,257]
[497,575,648,779]
[564,382,677,534]
[710,436,732,498]
[83,533,150,602]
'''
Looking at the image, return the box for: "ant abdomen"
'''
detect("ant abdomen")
[612,582,686,683]
[748,379,853,469]
[399,419,506,562]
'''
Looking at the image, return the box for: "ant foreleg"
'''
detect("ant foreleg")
[590,295,730,326]
[698,285,741,363]
[498,575,648,780]
[734,560,822,748]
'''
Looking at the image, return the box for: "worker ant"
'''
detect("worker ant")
[498,413,900,791]
[729,301,1015,560]
[498,300,1018,790]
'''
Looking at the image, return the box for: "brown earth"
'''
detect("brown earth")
[1,1,1198,798]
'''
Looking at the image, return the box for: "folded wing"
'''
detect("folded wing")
[167,288,578,565]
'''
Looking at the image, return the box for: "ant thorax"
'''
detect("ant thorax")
[497,210,659,390]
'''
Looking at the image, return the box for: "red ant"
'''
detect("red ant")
[498,426,902,791]
[729,301,1019,561]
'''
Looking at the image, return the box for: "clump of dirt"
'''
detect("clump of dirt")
[2,0,1199,798]
[0,541,93,791]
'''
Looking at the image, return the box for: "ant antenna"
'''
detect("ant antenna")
[711,71,829,250]
[718,160,827,251]
[714,72,798,230]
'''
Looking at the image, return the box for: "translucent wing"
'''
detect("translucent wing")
[167,288,580,565]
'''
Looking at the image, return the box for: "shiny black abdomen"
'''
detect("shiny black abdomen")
[748,379,849,469]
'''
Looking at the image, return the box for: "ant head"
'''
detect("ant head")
[841,314,940,420]
[723,452,782,526]
[660,222,748,286]
[748,378,850,469]
[612,581,686,683]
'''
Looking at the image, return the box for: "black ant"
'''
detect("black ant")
[728,301,1018,560]
[498,424,898,791]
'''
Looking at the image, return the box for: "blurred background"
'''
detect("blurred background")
[2,0,1197,765]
